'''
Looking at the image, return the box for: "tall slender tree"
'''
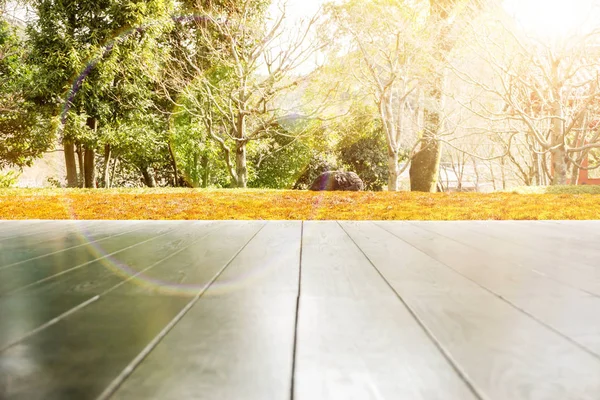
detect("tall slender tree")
[409,0,485,192]
[161,0,325,188]
[27,0,172,187]
[0,6,52,169]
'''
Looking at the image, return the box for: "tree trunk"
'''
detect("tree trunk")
[201,154,209,188]
[532,151,540,185]
[235,142,248,188]
[76,144,84,188]
[111,157,118,187]
[103,144,111,188]
[83,117,97,188]
[500,156,507,189]
[410,28,445,192]
[63,141,78,188]
[570,164,579,185]
[550,102,567,185]
[410,79,444,192]
[489,162,497,191]
[167,141,179,187]
[410,0,461,192]
[410,136,442,192]
[551,147,568,185]
[140,165,156,187]
[83,145,96,188]
[387,149,399,191]
[472,157,480,192]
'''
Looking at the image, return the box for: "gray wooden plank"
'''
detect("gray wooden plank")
[0,221,223,350]
[344,221,600,400]
[0,294,191,400]
[294,221,478,400]
[414,221,600,356]
[0,221,183,296]
[0,220,44,232]
[109,221,301,400]
[467,221,600,268]
[548,220,600,231]
[380,221,600,356]
[419,221,600,292]
[0,220,80,242]
[413,221,600,293]
[0,221,143,268]
[0,221,264,400]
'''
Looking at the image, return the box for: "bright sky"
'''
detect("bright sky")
[281,0,600,39]
[493,0,600,40]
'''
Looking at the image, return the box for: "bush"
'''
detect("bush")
[337,129,389,191]
[292,152,339,190]
[249,134,312,189]
[0,171,20,188]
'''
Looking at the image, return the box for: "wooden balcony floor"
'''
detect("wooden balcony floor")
[1,220,600,400]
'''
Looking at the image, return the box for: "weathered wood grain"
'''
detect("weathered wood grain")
[0,221,223,350]
[0,221,142,268]
[295,221,478,400]
[2,220,600,400]
[406,221,600,356]
[0,220,78,242]
[0,222,263,400]
[346,221,600,400]
[110,221,300,400]
[465,221,600,270]
[0,221,184,295]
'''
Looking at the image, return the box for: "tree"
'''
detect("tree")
[326,0,427,191]
[0,15,52,169]
[161,0,326,188]
[27,0,172,187]
[409,0,485,192]
[168,106,230,188]
[451,13,600,185]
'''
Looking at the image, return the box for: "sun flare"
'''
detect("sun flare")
[503,0,600,40]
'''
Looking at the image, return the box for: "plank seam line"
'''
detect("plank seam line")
[0,221,76,242]
[95,222,267,400]
[290,220,303,400]
[338,221,487,400]
[422,222,600,300]
[97,222,223,296]
[380,222,600,363]
[0,295,100,353]
[0,222,147,271]
[1,222,187,297]
[457,223,600,292]
[0,222,220,352]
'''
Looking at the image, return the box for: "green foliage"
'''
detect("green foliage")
[337,124,389,191]
[0,170,19,188]
[249,133,313,189]
[292,151,339,190]
[26,0,173,159]
[170,111,230,188]
[0,20,53,169]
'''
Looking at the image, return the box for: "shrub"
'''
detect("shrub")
[0,171,20,188]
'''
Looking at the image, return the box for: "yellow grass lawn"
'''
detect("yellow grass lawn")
[1,188,599,220]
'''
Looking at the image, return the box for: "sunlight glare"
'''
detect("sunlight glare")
[503,0,600,40]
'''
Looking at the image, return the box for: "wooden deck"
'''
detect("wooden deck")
[1,220,600,400]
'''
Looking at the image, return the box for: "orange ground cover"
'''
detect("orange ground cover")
[1,189,599,220]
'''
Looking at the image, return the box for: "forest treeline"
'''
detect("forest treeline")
[2,0,600,190]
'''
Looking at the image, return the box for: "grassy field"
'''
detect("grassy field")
[1,187,599,220]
